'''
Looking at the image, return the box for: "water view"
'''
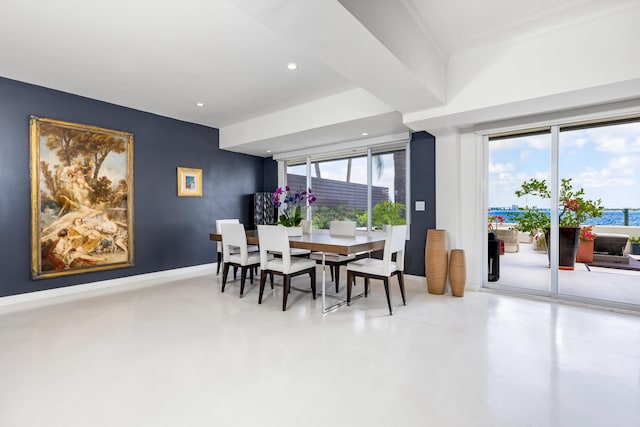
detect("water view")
[488,209,640,226]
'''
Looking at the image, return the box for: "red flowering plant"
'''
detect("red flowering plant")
[487,213,505,231]
[511,178,604,230]
[273,186,316,227]
[580,225,596,241]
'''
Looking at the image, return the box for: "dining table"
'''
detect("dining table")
[209,229,386,313]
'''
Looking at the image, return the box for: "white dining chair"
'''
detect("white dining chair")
[309,220,357,292]
[346,224,407,315]
[220,222,271,297]
[215,218,258,275]
[257,225,317,311]
[288,220,312,257]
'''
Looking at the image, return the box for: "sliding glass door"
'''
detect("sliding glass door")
[487,132,552,294]
[557,121,640,306]
[486,117,640,310]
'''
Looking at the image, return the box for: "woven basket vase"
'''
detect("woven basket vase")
[425,229,448,294]
[449,249,466,297]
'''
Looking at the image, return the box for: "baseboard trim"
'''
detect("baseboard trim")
[0,263,216,310]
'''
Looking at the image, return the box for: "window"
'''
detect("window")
[283,145,409,231]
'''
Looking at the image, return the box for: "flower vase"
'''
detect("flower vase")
[576,239,594,263]
[285,226,303,237]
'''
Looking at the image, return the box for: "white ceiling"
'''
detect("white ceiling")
[0,0,635,157]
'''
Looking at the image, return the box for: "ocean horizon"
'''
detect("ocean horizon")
[488,209,640,227]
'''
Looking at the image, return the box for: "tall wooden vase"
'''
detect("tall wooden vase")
[449,249,466,297]
[425,229,448,294]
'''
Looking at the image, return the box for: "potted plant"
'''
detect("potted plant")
[509,178,603,269]
[629,236,640,255]
[273,186,316,235]
[487,213,506,254]
[576,225,596,263]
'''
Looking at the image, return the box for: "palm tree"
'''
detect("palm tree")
[345,155,384,182]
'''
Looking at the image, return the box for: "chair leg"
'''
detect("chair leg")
[249,266,254,284]
[216,252,222,275]
[282,275,290,311]
[221,262,230,293]
[240,267,248,297]
[397,272,406,305]
[364,277,370,297]
[334,265,340,293]
[233,266,238,280]
[346,271,353,304]
[269,272,274,289]
[383,277,393,315]
[259,271,267,304]
[330,265,334,282]
[310,268,316,299]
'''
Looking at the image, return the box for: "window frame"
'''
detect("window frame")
[278,140,410,234]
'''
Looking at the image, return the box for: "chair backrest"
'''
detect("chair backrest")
[329,220,356,237]
[382,225,407,274]
[215,219,239,251]
[220,222,248,263]
[257,225,292,271]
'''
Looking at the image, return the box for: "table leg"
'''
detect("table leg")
[321,251,364,314]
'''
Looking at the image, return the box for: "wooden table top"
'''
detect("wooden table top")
[209,230,385,255]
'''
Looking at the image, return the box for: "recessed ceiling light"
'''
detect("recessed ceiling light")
[266,150,272,153]
[287,63,298,70]
[361,132,369,136]
[196,102,205,107]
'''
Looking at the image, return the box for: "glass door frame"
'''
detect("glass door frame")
[483,123,640,312]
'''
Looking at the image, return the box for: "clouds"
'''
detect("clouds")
[583,122,640,154]
[489,160,515,174]
[489,121,640,208]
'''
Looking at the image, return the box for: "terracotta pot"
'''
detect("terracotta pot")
[425,229,448,294]
[576,239,594,263]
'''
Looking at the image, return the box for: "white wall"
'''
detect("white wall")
[447,3,640,116]
[435,131,483,291]
[405,3,640,135]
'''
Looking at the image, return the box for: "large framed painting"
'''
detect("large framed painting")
[30,116,134,279]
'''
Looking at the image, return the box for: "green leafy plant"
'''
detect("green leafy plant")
[359,200,406,229]
[507,209,550,236]
[509,178,604,233]
[310,205,364,229]
[629,236,640,244]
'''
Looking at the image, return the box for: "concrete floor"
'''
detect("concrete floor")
[492,242,640,306]
[1,266,639,427]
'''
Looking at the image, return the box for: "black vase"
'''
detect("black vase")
[545,227,580,270]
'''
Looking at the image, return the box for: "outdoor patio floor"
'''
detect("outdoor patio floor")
[492,241,640,306]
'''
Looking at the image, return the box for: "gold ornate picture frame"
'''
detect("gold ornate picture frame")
[177,167,202,197]
[30,116,134,279]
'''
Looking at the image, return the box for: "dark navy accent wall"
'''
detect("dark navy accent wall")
[0,77,266,298]
[406,131,436,276]
[263,157,278,191]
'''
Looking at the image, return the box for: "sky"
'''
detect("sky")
[489,121,640,209]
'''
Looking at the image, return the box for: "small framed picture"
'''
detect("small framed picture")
[177,167,202,197]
